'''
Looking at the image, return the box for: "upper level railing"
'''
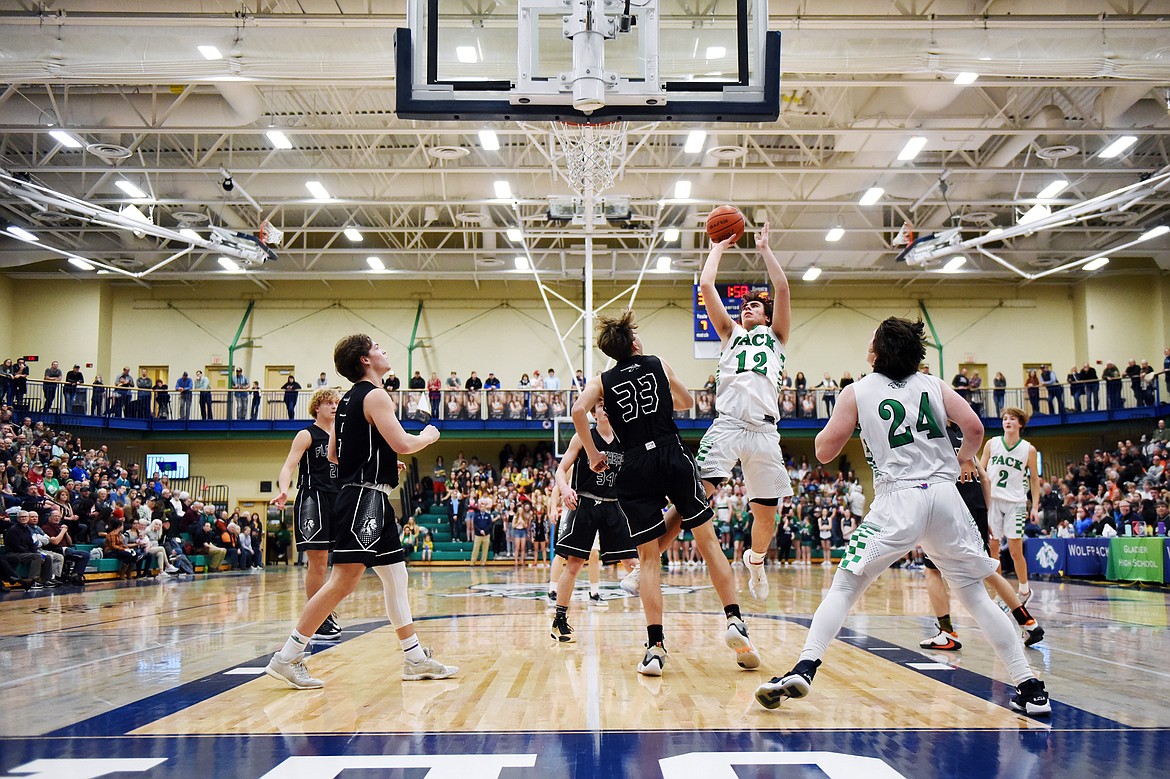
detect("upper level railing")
[2,376,1165,431]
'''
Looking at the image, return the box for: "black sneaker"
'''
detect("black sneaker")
[546,590,557,604]
[313,613,342,642]
[754,659,821,709]
[550,616,575,643]
[1023,624,1045,648]
[1009,678,1051,716]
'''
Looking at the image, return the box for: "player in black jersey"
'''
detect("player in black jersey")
[921,426,1046,650]
[572,310,752,676]
[267,334,457,690]
[273,387,343,641]
[549,399,637,642]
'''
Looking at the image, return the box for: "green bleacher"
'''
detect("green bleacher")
[412,505,485,562]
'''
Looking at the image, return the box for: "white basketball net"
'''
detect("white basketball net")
[550,121,629,196]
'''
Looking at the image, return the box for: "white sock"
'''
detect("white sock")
[590,587,600,596]
[400,635,426,663]
[276,629,311,662]
[548,579,557,593]
[1018,583,1030,594]
[745,549,766,565]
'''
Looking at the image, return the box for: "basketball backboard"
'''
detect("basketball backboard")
[397,0,780,123]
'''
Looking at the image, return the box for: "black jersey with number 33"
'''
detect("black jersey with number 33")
[601,355,678,451]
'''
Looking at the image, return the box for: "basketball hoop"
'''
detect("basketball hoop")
[549,121,629,196]
[258,220,284,247]
[892,221,915,247]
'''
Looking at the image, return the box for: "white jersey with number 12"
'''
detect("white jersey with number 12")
[715,323,785,423]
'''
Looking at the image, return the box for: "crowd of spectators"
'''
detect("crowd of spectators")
[0,403,262,590]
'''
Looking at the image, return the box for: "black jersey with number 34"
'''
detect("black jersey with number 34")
[601,354,677,451]
[571,428,623,499]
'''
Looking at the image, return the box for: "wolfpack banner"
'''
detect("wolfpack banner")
[1024,538,1066,576]
[1064,539,1110,577]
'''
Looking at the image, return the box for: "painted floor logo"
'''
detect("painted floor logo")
[436,582,713,601]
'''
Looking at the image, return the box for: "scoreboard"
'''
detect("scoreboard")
[693,283,770,341]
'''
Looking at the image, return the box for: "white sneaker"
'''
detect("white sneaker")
[164,565,179,575]
[265,654,324,689]
[402,647,459,681]
[743,551,768,599]
[725,616,761,670]
[637,644,667,676]
[620,565,641,596]
[1018,588,1032,606]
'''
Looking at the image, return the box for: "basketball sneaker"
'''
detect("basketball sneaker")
[402,647,459,681]
[919,626,962,651]
[588,592,608,607]
[265,654,324,690]
[743,550,768,599]
[725,616,760,669]
[550,615,575,643]
[1018,588,1032,606]
[619,564,641,596]
[1009,678,1051,716]
[313,613,342,642]
[546,590,557,604]
[1023,623,1046,648]
[754,659,820,709]
[637,644,668,676]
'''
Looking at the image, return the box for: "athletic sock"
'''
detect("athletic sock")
[400,635,426,663]
[1018,584,1030,595]
[937,614,954,633]
[1011,605,1034,626]
[555,605,568,620]
[647,624,665,647]
[548,579,557,594]
[590,587,600,596]
[724,604,742,621]
[745,549,765,565]
[276,629,311,662]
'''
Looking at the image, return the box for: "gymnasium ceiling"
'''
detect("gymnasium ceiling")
[1,0,1169,286]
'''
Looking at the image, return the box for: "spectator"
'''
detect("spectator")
[64,364,84,413]
[231,367,249,420]
[1067,366,1083,413]
[1040,365,1063,414]
[154,378,170,419]
[1140,360,1157,406]
[250,380,262,420]
[969,371,984,416]
[446,371,461,389]
[1125,359,1143,407]
[281,375,302,419]
[1103,362,1123,410]
[1164,347,1170,397]
[134,369,152,419]
[175,371,193,419]
[314,372,330,388]
[573,370,586,389]
[484,372,501,391]
[816,372,838,415]
[1078,363,1100,412]
[401,516,420,562]
[1024,370,1041,415]
[470,496,494,565]
[427,372,442,418]
[384,370,400,391]
[114,367,133,417]
[41,361,63,413]
[465,371,483,391]
[90,374,105,416]
[189,519,227,571]
[0,358,11,406]
[951,367,970,404]
[194,370,212,419]
[545,368,560,390]
[103,519,142,579]
[530,370,544,389]
[3,509,51,587]
[409,370,425,390]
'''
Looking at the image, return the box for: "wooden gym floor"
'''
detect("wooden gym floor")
[1,563,1167,778]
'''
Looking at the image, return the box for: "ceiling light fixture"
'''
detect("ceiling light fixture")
[1098,136,1137,159]
[1018,203,1051,226]
[1139,225,1169,241]
[663,228,680,242]
[305,181,331,200]
[343,227,363,242]
[897,136,928,161]
[684,130,707,154]
[48,130,83,149]
[456,46,478,63]
[479,130,500,151]
[178,228,200,241]
[68,257,95,271]
[494,180,512,199]
[656,256,672,272]
[942,255,967,272]
[198,45,223,60]
[954,72,978,85]
[825,227,845,242]
[1082,257,1110,271]
[858,187,884,206]
[506,228,523,242]
[1036,179,1069,200]
[674,180,692,199]
[6,225,38,242]
[266,129,293,149]
[115,180,148,199]
[705,46,726,59]
[514,256,529,271]
[366,256,385,271]
[802,267,822,281]
[217,256,242,272]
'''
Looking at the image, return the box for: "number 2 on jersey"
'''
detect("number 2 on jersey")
[996,470,1009,489]
[878,391,944,449]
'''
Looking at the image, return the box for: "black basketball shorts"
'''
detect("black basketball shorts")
[616,436,714,546]
[331,484,405,567]
[555,497,637,564]
[293,487,337,551]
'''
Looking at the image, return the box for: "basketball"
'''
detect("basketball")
[706,205,746,244]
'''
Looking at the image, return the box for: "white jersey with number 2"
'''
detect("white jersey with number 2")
[987,436,1033,504]
[853,371,957,494]
[715,323,785,423]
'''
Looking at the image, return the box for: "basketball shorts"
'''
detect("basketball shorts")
[988,498,1028,540]
[293,487,336,551]
[924,487,989,570]
[555,497,637,564]
[331,483,405,567]
[838,482,997,587]
[696,416,793,501]
[616,435,713,546]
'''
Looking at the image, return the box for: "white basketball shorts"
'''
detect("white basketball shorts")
[695,416,793,502]
[987,497,1028,541]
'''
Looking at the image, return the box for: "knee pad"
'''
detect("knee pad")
[374,562,413,629]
